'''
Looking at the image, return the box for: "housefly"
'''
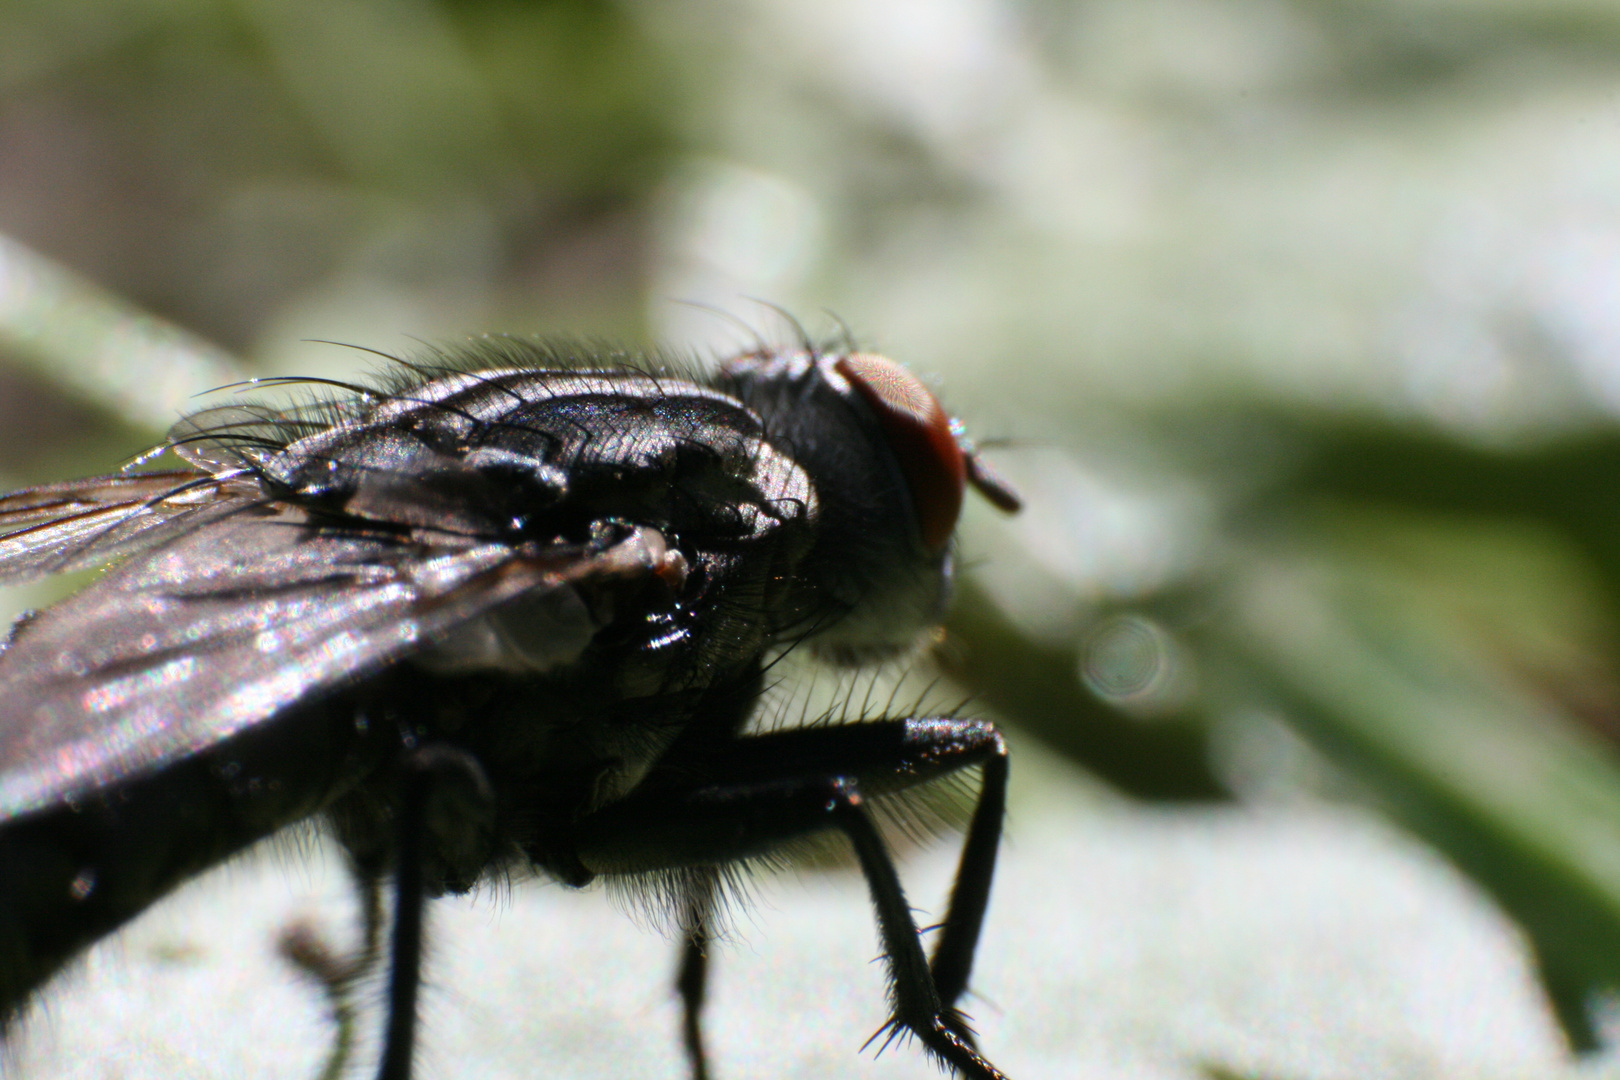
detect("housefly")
[0,338,1021,1079]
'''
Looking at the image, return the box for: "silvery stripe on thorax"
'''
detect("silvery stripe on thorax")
[740,440,818,537]
[368,369,749,430]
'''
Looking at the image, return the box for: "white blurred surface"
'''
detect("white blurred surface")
[5,770,1575,1080]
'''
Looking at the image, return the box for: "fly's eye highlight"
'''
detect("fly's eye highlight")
[834,353,966,551]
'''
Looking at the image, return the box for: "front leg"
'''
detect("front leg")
[572,717,1010,1080]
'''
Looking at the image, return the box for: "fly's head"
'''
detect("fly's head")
[720,349,1021,666]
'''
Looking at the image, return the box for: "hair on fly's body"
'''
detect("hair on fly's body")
[0,334,1021,1080]
[732,660,987,870]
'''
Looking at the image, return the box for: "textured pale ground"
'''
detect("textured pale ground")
[2,773,1588,1080]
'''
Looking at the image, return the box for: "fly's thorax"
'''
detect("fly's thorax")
[232,368,820,549]
[172,353,980,677]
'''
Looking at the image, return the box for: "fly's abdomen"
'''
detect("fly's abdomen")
[0,692,386,1016]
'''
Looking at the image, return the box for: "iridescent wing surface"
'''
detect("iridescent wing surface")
[0,470,241,583]
[0,488,656,819]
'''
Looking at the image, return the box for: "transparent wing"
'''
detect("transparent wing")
[0,469,244,584]
[0,499,660,818]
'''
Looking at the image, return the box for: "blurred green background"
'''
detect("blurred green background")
[4,1,1620,1078]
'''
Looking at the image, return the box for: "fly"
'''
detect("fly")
[0,338,1021,1079]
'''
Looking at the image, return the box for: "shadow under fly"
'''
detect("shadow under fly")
[0,336,1021,1079]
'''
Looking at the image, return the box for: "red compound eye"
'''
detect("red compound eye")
[834,353,967,551]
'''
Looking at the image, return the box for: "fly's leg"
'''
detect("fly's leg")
[376,746,496,1080]
[833,779,1005,1078]
[277,873,385,1080]
[920,723,1009,1042]
[355,869,385,970]
[681,718,1008,1042]
[376,764,429,1080]
[675,884,716,1080]
[572,717,1011,1080]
